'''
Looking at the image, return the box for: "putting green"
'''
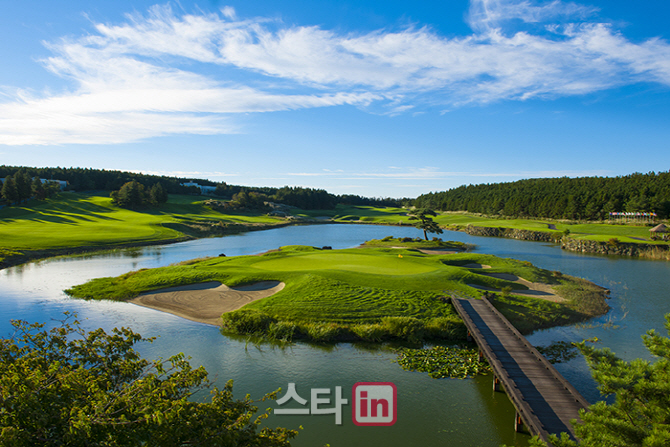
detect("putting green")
[250,252,438,275]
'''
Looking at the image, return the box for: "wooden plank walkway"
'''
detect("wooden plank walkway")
[452,297,589,443]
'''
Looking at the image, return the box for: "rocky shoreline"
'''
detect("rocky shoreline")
[458,224,670,260]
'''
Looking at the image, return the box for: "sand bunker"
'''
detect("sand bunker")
[468,272,564,302]
[463,263,492,269]
[418,248,459,255]
[131,281,285,326]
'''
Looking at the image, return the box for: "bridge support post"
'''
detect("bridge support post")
[492,375,501,392]
[514,412,526,434]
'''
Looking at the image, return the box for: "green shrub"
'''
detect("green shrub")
[351,323,386,342]
[380,316,425,342]
[221,309,276,334]
[304,322,341,342]
[381,236,393,241]
[268,321,298,342]
[424,317,463,340]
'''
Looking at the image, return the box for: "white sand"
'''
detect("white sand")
[131,281,285,326]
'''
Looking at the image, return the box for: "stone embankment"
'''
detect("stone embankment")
[561,238,670,259]
[463,225,559,242]
[460,224,670,260]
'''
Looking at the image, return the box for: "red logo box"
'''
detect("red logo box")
[352,382,397,426]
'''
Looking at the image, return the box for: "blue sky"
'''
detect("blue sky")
[1,0,669,198]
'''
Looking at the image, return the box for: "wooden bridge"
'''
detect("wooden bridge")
[452,296,589,443]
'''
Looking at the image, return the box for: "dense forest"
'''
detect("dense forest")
[414,171,670,220]
[0,165,403,210]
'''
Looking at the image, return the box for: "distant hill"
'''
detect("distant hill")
[414,171,670,220]
[0,165,403,210]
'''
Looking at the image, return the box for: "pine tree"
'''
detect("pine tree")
[408,208,443,240]
[149,182,168,205]
[112,181,147,209]
[14,170,32,203]
[1,176,19,205]
[32,177,46,200]
[528,315,670,447]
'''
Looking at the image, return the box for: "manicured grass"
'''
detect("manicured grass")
[66,245,607,343]
[362,236,468,250]
[297,205,667,245]
[2,193,663,262]
[252,252,439,275]
[295,204,410,224]
[0,192,283,251]
[433,213,666,244]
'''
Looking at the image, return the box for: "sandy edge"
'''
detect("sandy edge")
[468,272,565,303]
[131,280,285,326]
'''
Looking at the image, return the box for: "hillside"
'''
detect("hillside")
[414,171,670,220]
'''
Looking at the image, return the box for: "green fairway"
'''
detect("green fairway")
[66,244,608,343]
[2,193,665,268]
[297,205,667,245]
[0,192,283,252]
[252,252,439,275]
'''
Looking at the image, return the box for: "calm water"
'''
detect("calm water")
[2,224,669,446]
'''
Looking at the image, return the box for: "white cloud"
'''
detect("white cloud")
[467,0,599,32]
[0,1,669,145]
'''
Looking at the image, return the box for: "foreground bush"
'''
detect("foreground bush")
[221,310,465,344]
[519,314,670,447]
[0,314,296,447]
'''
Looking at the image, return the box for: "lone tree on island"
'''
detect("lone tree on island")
[408,208,443,240]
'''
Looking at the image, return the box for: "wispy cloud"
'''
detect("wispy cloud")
[1,0,669,145]
[467,0,599,32]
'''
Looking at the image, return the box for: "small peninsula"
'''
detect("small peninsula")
[65,238,609,342]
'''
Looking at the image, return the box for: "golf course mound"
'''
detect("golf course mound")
[66,244,609,342]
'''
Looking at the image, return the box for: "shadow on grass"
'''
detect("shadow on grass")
[0,194,126,225]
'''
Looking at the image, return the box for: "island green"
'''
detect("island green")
[66,241,608,343]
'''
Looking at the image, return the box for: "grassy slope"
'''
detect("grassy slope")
[297,205,666,244]
[2,195,663,257]
[0,192,283,251]
[362,236,468,250]
[66,245,607,340]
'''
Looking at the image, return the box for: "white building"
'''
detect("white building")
[0,177,68,190]
[180,182,217,195]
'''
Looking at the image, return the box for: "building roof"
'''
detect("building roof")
[650,223,668,233]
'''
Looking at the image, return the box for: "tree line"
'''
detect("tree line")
[111,181,168,209]
[414,171,670,220]
[1,169,61,205]
[0,165,407,210]
[0,165,214,195]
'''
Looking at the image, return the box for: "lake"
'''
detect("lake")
[2,224,669,446]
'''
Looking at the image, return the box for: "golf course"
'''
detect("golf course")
[2,191,668,268]
[66,239,609,343]
[0,192,286,267]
